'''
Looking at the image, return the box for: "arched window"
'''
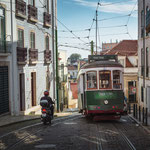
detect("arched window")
[0,6,6,52]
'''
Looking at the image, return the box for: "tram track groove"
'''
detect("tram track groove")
[113,123,136,150]
[0,114,81,150]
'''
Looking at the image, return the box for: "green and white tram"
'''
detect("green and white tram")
[77,55,125,120]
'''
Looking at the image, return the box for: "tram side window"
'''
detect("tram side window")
[87,72,97,89]
[113,70,122,89]
[99,71,111,89]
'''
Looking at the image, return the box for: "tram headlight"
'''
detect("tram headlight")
[104,100,109,105]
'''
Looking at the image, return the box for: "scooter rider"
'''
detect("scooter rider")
[40,90,55,117]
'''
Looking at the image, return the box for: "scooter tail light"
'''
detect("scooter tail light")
[42,109,46,112]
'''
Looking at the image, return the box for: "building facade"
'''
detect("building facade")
[0,0,56,116]
[138,0,150,113]
[101,40,138,103]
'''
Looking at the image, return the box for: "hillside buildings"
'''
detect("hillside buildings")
[0,0,57,116]
[138,0,150,113]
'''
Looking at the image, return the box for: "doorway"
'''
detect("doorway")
[19,73,25,111]
[31,72,36,106]
[128,81,136,103]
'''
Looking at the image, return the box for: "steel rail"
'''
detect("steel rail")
[113,123,136,150]
[5,115,81,150]
[0,113,79,139]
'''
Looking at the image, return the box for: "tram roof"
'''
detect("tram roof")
[81,60,123,69]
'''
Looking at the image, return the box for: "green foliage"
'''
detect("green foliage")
[69,53,81,63]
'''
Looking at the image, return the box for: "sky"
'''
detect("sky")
[57,0,138,58]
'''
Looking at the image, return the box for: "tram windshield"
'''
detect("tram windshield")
[99,71,111,89]
[86,71,97,89]
[113,70,122,89]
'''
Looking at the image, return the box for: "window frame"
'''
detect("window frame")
[45,35,49,50]
[113,70,122,89]
[17,28,24,48]
[30,31,35,49]
[29,0,35,7]
[146,47,149,77]
[0,6,6,51]
[99,70,112,90]
[86,71,98,90]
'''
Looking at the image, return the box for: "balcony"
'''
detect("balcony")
[44,50,51,64]
[28,5,38,23]
[29,48,38,64]
[43,12,51,27]
[146,11,150,34]
[17,47,27,65]
[15,0,26,19]
[0,40,11,57]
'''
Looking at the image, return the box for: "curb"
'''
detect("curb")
[128,114,150,134]
[0,113,74,127]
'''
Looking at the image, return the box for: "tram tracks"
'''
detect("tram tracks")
[112,123,136,150]
[0,114,81,150]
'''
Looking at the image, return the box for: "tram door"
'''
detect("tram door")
[83,74,86,109]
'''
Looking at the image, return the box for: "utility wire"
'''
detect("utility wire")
[99,0,135,6]
[98,14,130,21]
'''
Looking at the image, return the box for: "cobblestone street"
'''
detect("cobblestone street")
[0,113,150,150]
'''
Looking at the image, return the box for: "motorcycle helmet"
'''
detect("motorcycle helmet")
[44,90,49,96]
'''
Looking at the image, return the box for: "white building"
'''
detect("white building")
[138,0,150,113]
[0,0,57,116]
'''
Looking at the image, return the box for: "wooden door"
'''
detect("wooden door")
[31,72,36,106]
[19,73,25,111]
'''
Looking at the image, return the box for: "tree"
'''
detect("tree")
[69,53,81,63]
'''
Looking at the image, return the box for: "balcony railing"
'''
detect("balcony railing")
[15,0,26,19]
[28,5,38,23]
[29,48,38,64]
[17,47,27,64]
[44,50,51,63]
[0,40,11,56]
[43,12,51,27]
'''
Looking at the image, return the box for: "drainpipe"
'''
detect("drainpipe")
[51,0,55,101]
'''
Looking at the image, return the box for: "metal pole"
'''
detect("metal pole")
[55,29,59,112]
[91,41,94,55]
[96,10,98,55]
[142,107,145,124]
[10,0,15,115]
[139,106,141,122]
[145,107,148,126]
[51,0,55,101]
[143,0,146,105]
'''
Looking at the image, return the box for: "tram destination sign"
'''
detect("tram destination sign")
[88,55,118,63]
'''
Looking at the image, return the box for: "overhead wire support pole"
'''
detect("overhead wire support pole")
[143,0,147,107]
[55,29,59,112]
[51,0,56,102]
[96,10,98,55]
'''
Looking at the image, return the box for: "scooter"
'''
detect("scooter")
[40,100,53,125]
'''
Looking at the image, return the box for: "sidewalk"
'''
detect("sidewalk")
[128,113,150,134]
[0,109,74,127]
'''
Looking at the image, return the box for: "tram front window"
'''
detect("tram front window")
[113,70,122,89]
[99,71,111,89]
[87,72,97,89]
